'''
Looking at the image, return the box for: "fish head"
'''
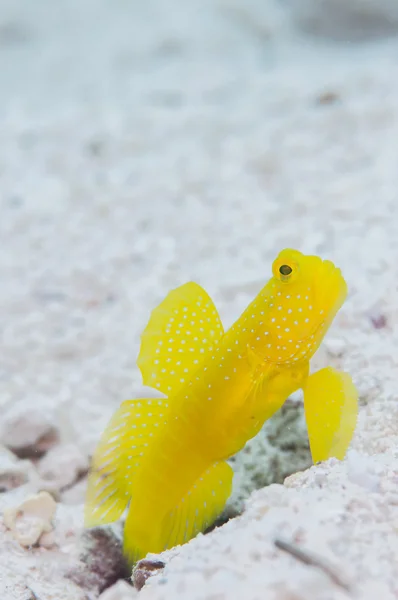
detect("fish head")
[259,248,347,365]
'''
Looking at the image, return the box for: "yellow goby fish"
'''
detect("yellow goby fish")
[85,249,358,564]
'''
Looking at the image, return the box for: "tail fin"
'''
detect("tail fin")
[84,397,169,528]
[123,461,233,564]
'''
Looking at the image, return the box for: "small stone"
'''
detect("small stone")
[132,559,166,591]
[284,470,307,488]
[315,91,340,106]
[68,527,129,595]
[39,530,57,549]
[368,310,387,329]
[323,337,346,357]
[0,407,59,459]
[3,491,57,547]
[0,445,33,492]
[38,443,89,491]
[289,0,398,41]
[0,469,27,492]
[98,580,138,600]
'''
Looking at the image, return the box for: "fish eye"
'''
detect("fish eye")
[272,257,298,283]
[279,265,292,276]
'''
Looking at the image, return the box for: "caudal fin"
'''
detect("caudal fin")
[123,461,233,564]
[84,396,169,528]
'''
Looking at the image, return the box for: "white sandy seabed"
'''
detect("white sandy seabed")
[1,0,398,599]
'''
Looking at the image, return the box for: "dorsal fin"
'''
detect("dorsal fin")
[84,397,169,527]
[137,282,224,396]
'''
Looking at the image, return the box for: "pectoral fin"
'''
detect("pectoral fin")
[303,367,358,463]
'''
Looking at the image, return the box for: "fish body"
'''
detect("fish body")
[85,249,358,563]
